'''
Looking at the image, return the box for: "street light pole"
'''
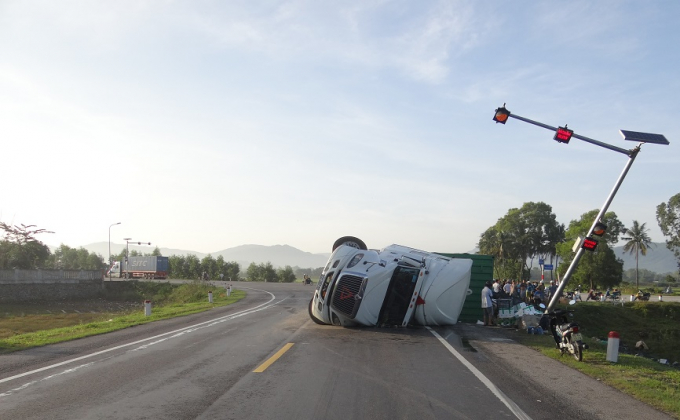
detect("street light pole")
[108,222,121,281]
[492,105,669,313]
[123,237,132,279]
[546,149,639,312]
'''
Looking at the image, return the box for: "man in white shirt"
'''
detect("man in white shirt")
[481,281,495,326]
[503,280,512,295]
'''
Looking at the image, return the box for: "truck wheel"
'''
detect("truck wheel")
[332,236,367,252]
[308,298,326,325]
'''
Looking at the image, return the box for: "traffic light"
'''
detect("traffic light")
[581,236,599,251]
[592,221,607,237]
[554,125,573,143]
[493,105,511,124]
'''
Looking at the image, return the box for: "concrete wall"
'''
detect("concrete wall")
[0,269,104,302]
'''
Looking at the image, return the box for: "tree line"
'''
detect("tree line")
[0,223,106,270]
[4,191,679,289]
[113,246,321,282]
[478,192,680,291]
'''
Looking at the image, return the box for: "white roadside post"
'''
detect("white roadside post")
[208,291,213,303]
[606,331,620,363]
[144,300,152,316]
[227,284,232,297]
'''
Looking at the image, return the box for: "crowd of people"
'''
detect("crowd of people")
[481,278,561,326]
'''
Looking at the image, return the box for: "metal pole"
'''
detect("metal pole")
[546,145,641,312]
[108,222,121,281]
[123,237,132,280]
[509,113,632,156]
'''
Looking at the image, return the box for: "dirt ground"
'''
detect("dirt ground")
[0,299,142,339]
[1,299,142,317]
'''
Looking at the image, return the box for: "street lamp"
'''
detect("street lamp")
[123,238,132,279]
[492,104,670,312]
[108,222,121,281]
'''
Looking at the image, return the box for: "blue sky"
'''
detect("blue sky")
[1,1,678,255]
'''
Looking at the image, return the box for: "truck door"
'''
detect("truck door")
[377,266,420,326]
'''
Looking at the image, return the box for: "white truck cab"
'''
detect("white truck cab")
[309,237,473,327]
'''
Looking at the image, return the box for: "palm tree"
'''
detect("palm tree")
[622,221,654,290]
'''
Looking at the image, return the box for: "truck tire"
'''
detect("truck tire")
[332,236,367,252]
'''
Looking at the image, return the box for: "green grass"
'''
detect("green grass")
[572,301,680,362]
[0,282,245,354]
[506,301,680,418]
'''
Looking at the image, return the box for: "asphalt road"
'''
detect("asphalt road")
[0,282,673,420]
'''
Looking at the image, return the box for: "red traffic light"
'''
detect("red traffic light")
[493,106,511,124]
[592,222,607,237]
[554,126,573,143]
[581,236,599,251]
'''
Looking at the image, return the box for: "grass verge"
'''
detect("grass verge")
[504,301,680,418]
[0,282,245,354]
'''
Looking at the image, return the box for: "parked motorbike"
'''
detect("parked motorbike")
[636,291,651,301]
[541,302,587,361]
[565,291,582,301]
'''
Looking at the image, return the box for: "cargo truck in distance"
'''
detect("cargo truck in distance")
[309,236,473,327]
[108,256,169,279]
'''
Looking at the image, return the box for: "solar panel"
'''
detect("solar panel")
[620,130,669,145]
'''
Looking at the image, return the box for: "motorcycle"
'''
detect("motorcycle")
[541,302,587,361]
[636,291,651,301]
[565,291,582,301]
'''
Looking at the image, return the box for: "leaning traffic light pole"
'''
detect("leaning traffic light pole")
[492,104,669,313]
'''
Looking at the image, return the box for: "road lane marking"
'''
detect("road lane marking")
[0,289,277,385]
[253,343,294,373]
[426,327,533,420]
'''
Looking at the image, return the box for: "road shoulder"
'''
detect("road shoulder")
[455,323,674,420]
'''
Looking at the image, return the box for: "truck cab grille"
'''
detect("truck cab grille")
[331,274,364,318]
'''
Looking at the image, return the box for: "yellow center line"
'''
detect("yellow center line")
[253,343,295,373]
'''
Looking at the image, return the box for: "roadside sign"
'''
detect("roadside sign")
[539,259,544,265]
[544,264,554,270]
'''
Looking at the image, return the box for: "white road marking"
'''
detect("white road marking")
[0,363,94,398]
[0,288,277,385]
[426,326,533,420]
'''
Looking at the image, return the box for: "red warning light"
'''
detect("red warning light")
[592,222,607,237]
[554,126,573,143]
[581,236,598,251]
[493,106,511,124]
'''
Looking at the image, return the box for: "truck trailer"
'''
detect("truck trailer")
[309,237,473,327]
[108,256,169,279]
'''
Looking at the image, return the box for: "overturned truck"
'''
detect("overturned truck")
[309,237,473,327]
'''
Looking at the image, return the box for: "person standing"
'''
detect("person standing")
[492,279,501,298]
[481,281,495,326]
[548,281,558,301]
[503,280,512,296]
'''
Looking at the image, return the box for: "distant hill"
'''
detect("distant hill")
[56,241,679,274]
[459,245,678,274]
[67,242,330,269]
[614,242,678,274]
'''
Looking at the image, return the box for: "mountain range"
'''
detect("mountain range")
[613,242,678,274]
[66,241,678,274]
[75,242,332,269]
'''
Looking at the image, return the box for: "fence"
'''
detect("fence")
[0,269,104,302]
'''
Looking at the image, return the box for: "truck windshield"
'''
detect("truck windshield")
[378,266,420,326]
